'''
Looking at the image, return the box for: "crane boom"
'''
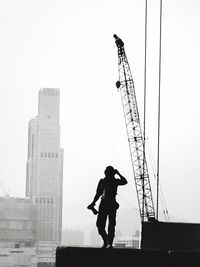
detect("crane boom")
[114,34,155,222]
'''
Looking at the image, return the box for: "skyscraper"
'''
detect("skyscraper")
[26,88,63,246]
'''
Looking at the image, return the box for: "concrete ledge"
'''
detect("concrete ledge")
[142,221,200,250]
[56,246,200,267]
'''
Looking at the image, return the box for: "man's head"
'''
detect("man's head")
[104,166,115,177]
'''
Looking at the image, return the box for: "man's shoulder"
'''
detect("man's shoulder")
[98,178,105,184]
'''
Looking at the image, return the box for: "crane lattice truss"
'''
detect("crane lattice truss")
[114,34,155,221]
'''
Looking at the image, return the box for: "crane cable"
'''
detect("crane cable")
[143,0,148,220]
[156,0,162,221]
[144,0,167,221]
[146,139,170,222]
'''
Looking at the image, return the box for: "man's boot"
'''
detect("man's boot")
[101,233,108,248]
[107,236,114,248]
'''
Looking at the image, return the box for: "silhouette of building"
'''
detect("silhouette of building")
[62,229,84,246]
[26,88,63,263]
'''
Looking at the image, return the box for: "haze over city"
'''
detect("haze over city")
[0,0,200,237]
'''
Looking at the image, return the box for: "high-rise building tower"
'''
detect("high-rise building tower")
[26,88,63,246]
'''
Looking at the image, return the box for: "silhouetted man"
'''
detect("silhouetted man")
[87,166,128,248]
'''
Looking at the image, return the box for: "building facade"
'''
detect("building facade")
[26,88,63,254]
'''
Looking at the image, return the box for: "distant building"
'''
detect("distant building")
[133,229,140,238]
[114,234,140,249]
[26,88,64,263]
[36,241,57,266]
[114,229,122,240]
[0,196,37,266]
[90,227,101,247]
[0,196,37,248]
[62,229,84,247]
[0,247,37,267]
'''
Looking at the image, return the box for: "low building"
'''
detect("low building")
[0,247,37,267]
[36,241,59,266]
[62,229,84,247]
[114,235,140,249]
[0,196,37,266]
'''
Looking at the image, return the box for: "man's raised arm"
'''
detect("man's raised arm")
[115,169,128,185]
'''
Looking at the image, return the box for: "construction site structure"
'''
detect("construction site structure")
[113,34,155,222]
[113,34,200,253]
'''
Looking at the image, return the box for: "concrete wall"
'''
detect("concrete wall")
[141,221,200,251]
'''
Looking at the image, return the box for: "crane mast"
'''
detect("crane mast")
[114,34,155,222]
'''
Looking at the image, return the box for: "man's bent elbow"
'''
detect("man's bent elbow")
[122,178,128,185]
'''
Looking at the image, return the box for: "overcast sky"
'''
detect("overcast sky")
[0,0,200,230]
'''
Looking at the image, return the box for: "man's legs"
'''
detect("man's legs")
[96,209,108,248]
[107,209,117,248]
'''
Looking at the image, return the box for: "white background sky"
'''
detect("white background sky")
[0,0,200,230]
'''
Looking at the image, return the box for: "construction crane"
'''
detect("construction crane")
[113,34,155,222]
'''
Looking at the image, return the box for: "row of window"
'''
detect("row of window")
[0,221,32,230]
[43,90,59,97]
[36,197,54,204]
[41,152,58,158]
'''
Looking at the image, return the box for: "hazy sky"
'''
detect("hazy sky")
[0,0,200,231]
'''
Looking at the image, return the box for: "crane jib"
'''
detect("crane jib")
[113,34,155,222]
